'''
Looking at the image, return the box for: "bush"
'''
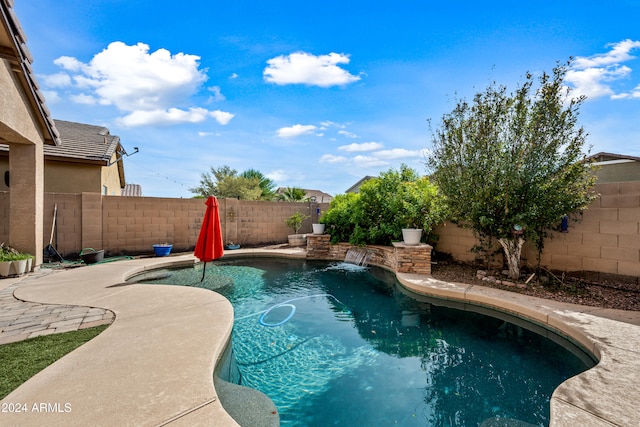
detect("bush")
[322,165,447,245]
[0,243,30,262]
[285,211,310,234]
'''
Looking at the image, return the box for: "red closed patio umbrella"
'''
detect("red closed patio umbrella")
[194,196,224,281]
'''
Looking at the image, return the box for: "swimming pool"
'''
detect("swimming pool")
[134,257,594,426]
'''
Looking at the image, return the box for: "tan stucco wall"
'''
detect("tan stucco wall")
[44,161,103,193]
[101,152,123,195]
[0,60,44,145]
[0,156,7,191]
[596,162,640,183]
[0,58,46,265]
[0,157,122,194]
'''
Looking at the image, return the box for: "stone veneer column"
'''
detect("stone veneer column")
[392,242,432,275]
[306,234,331,259]
[9,142,44,265]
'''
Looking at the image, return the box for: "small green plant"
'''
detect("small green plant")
[285,211,310,234]
[0,243,28,262]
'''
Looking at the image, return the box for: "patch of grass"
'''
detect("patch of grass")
[0,325,109,399]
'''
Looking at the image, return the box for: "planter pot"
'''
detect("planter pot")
[287,234,307,247]
[153,244,173,257]
[26,257,33,272]
[10,259,28,276]
[80,249,104,264]
[312,223,325,234]
[401,228,423,246]
[0,261,11,277]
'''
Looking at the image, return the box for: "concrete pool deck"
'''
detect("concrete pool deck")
[0,249,638,426]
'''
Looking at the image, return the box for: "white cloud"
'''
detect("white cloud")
[198,131,214,137]
[338,130,358,138]
[320,154,348,163]
[229,73,239,79]
[353,155,389,168]
[320,120,344,128]
[41,90,61,104]
[45,41,234,127]
[208,86,225,102]
[53,56,84,72]
[70,93,98,105]
[41,72,72,88]
[374,148,425,159]
[210,110,235,125]
[117,107,223,127]
[567,39,640,100]
[573,39,640,68]
[339,142,384,152]
[264,52,361,87]
[276,124,317,138]
[266,170,288,181]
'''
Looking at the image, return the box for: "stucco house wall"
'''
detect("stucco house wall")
[1,1,60,265]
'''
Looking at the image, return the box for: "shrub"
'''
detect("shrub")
[285,211,310,234]
[322,165,447,245]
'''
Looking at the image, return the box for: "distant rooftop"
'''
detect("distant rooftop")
[122,183,142,197]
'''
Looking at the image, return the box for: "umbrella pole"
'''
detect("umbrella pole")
[201,261,207,282]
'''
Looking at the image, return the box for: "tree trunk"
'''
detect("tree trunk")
[498,237,525,279]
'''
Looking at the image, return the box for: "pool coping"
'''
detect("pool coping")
[1,249,638,426]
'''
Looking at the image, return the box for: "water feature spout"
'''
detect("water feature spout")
[344,248,373,266]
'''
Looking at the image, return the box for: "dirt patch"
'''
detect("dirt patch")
[431,260,640,312]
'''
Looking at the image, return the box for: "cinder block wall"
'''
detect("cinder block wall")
[0,193,329,257]
[434,182,640,280]
[1,183,636,280]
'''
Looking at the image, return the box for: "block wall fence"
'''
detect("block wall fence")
[0,181,638,281]
[0,192,328,258]
[434,182,640,282]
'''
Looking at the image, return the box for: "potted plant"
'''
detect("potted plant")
[0,243,16,277]
[285,211,310,246]
[312,223,325,234]
[312,211,326,235]
[398,197,424,245]
[0,244,33,276]
[152,243,173,257]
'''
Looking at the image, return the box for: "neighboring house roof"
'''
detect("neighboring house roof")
[122,183,142,197]
[345,175,375,193]
[585,151,640,183]
[275,187,333,202]
[47,120,121,164]
[586,152,640,163]
[304,189,332,203]
[0,119,127,186]
[0,0,59,146]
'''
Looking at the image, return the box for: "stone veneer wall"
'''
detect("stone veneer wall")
[306,234,432,275]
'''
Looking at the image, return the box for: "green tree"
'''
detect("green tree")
[276,187,308,201]
[190,165,262,200]
[428,62,597,279]
[241,169,276,200]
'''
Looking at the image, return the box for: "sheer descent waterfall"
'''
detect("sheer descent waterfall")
[344,248,373,266]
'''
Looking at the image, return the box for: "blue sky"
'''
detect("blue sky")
[14,1,640,198]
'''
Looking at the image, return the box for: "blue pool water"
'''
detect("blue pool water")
[134,258,594,427]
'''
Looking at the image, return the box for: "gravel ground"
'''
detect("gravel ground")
[431,260,640,311]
